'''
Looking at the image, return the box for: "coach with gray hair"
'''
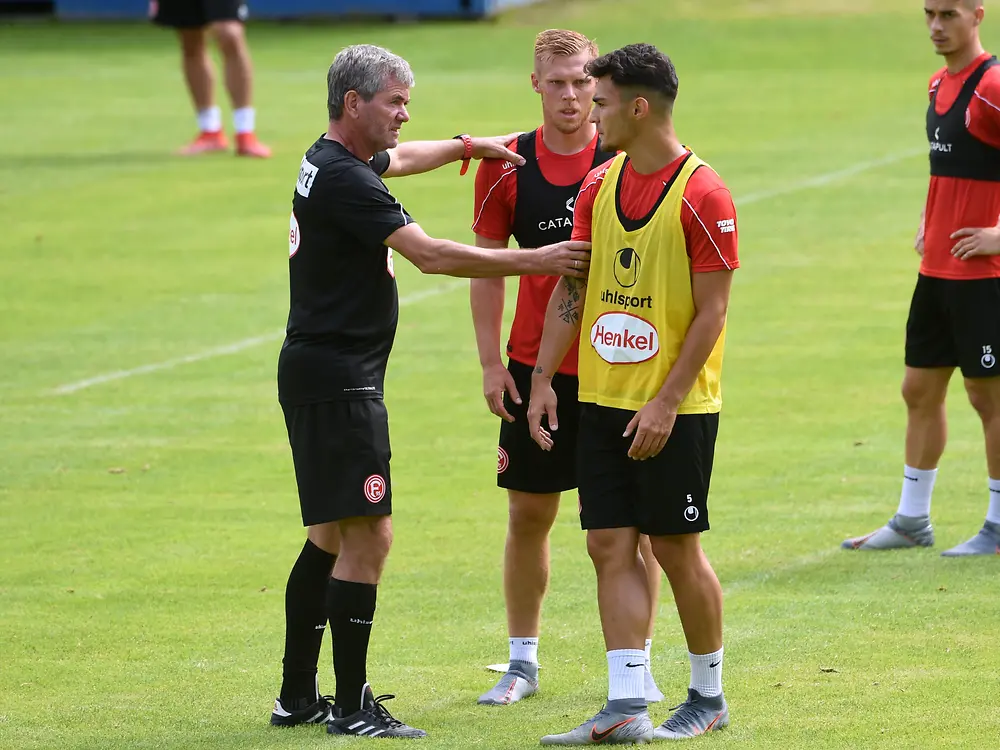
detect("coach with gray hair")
[269,44,592,739]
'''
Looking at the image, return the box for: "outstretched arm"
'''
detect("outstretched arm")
[382,134,524,178]
[386,223,590,279]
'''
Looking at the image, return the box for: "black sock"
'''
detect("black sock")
[279,541,336,710]
[328,577,377,715]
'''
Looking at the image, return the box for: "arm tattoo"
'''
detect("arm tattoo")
[534,365,544,375]
[557,276,586,326]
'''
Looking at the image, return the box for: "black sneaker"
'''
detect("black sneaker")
[270,695,334,727]
[327,683,427,739]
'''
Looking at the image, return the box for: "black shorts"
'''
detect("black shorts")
[905,274,1000,378]
[281,399,392,527]
[577,404,719,536]
[151,0,247,28]
[497,358,579,494]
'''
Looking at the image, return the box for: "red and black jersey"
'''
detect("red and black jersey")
[472,127,613,375]
[923,52,1000,280]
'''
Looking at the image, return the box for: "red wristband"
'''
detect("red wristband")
[454,133,473,175]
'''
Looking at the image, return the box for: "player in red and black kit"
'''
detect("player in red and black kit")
[470,30,664,707]
[844,0,1000,556]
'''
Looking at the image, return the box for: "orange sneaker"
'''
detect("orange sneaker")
[177,130,229,156]
[235,132,272,158]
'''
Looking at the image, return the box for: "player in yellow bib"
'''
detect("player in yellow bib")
[528,44,739,744]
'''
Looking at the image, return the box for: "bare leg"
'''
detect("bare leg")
[177,28,214,112]
[211,20,252,109]
[638,535,660,640]
[504,491,560,641]
[637,535,664,700]
[902,366,952,469]
[651,534,722,656]
[965,376,1000,478]
[588,528,649,651]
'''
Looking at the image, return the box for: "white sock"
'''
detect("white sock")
[689,647,723,698]
[607,649,646,702]
[987,478,1000,526]
[233,106,255,134]
[509,637,538,666]
[196,106,222,133]
[644,639,653,670]
[897,465,937,518]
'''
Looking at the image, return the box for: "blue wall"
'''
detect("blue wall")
[54,0,544,20]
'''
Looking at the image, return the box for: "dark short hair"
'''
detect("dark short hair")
[585,43,679,105]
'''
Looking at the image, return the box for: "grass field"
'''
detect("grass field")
[3,1,1000,748]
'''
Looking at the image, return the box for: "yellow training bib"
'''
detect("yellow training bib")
[577,151,726,414]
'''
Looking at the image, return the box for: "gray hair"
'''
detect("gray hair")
[327,44,415,121]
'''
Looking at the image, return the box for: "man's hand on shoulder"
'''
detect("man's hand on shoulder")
[471,133,525,166]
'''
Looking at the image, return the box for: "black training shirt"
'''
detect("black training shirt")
[278,137,412,405]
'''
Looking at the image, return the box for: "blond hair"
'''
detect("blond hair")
[534,29,599,68]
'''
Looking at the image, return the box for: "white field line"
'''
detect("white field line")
[51,149,923,395]
[51,280,467,395]
[734,148,924,206]
[722,547,840,596]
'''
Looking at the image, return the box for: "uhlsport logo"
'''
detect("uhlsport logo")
[296,157,318,197]
[497,447,509,474]
[590,312,659,364]
[614,248,641,288]
[364,474,386,503]
[684,492,699,522]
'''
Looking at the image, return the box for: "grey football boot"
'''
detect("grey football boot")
[653,689,729,740]
[478,660,538,706]
[540,699,653,745]
[941,521,1000,556]
[841,514,934,550]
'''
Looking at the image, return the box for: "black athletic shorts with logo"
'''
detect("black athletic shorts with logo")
[497,358,579,494]
[281,399,392,526]
[905,274,1000,378]
[577,403,719,536]
[151,0,247,28]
